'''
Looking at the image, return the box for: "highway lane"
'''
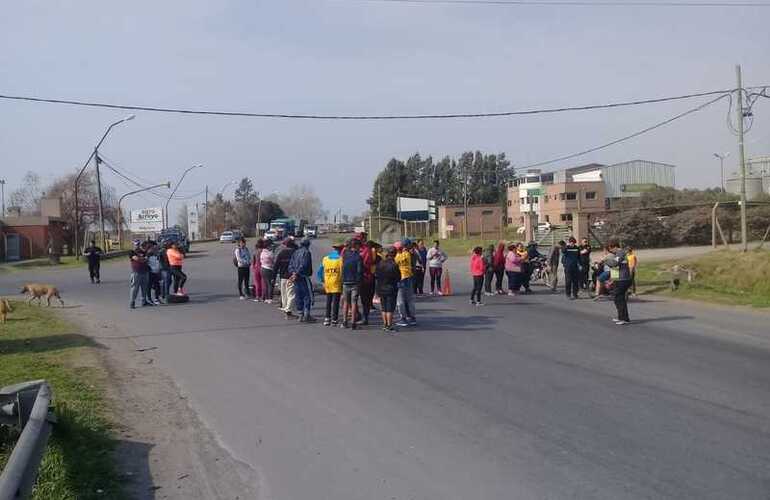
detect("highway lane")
[2,239,769,499]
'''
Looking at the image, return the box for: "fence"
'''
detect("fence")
[0,381,54,500]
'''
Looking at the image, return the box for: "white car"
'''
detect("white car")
[264,230,279,242]
[219,231,235,243]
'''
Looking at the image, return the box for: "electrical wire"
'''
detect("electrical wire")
[0,89,740,120]
[99,157,205,201]
[521,92,730,169]
[351,0,770,6]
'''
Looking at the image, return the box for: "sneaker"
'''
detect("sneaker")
[507,291,516,296]
[240,296,246,300]
[331,319,339,326]
[470,300,476,305]
[475,302,484,307]
[407,319,417,326]
[252,298,261,303]
[395,320,409,327]
[265,299,273,304]
[323,318,331,326]
[342,321,350,329]
[305,316,317,323]
[285,312,294,320]
[437,291,444,296]
[180,288,187,295]
[153,300,162,305]
[129,302,136,309]
[615,320,630,326]
[298,315,307,323]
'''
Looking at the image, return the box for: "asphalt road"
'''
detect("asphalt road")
[2,239,770,499]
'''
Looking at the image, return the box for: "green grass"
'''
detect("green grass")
[0,302,124,499]
[0,256,86,274]
[635,249,770,308]
[434,238,504,257]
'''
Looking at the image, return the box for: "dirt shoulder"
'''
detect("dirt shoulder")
[61,308,260,500]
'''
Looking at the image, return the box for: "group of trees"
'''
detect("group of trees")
[367,151,513,217]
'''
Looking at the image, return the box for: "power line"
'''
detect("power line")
[99,157,205,201]
[352,0,770,6]
[0,89,739,120]
[521,92,730,170]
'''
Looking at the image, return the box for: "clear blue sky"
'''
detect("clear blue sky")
[1,0,769,221]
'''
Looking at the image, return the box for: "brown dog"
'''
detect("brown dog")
[21,284,65,307]
[0,298,12,324]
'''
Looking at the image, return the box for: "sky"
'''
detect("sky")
[1,0,769,223]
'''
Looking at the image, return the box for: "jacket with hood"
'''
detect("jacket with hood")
[234,246,251,268]
[274,242,297,280]
[341,248,363,285]
[426,247,447,268]
[288,240,313,277]
[316,249,343,293]
[375,258,401,296]
[470,254,486,277]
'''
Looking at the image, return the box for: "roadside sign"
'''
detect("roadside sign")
[527,188,544,196]
[256,222,269,230]
[129,207,163,233]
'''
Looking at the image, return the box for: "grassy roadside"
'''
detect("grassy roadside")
[0,256,85,274]
[635,249,770,308]
[0,301,124,499]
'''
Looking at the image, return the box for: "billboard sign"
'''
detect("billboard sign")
[397,197,433,222]
[129,207,163,233]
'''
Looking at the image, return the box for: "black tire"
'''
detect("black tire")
[167,294,190,304]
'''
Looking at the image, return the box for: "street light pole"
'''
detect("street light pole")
[165,165,203,229]
[118,182,171,248]
[74,115,135,260]
[713,152,730,193]
[0,179,5,218]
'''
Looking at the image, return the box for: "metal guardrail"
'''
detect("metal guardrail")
[0,381,55,500]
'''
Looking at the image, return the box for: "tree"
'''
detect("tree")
[9,171,43,214]
[279,185,323,222]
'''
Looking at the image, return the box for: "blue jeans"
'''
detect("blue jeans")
[294,276,312,316]
[161,270,172,299]
[397,277,415,321]
[130,271,150,305]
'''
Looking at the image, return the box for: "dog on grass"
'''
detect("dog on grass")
[20,284,65,307]
[0,298,12,324]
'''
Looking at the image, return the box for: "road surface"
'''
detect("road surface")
[2,239,769,499]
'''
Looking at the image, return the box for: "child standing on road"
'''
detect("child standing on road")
[470,246,485,305]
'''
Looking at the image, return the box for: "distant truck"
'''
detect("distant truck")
[305,225,318,238]
[269,218,297,238]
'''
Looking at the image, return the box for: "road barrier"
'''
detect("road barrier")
[0,381,55,500]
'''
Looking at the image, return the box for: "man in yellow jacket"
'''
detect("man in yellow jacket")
[394,240,417,327]
[317,242,344,326]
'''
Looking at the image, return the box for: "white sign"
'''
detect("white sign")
[188,206,200,240]
[129,207,163,233]
[256,222,270,230]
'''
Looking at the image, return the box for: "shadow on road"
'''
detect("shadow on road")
[416,314,497,333]
[632,315,695,324]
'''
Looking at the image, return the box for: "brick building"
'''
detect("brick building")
[438,204,503,239]
[0,199,66,261]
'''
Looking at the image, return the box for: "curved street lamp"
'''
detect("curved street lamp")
[165,165,204,228]
[74,114,135,259]
[118,182,171,248]
[713,152,731,194]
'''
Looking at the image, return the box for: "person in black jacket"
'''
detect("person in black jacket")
[579,238,592,290]
[341,239,363,330]
[562,237,581,299]
[83,240,103,283]
[375,247,401,332]
[605,240,632,325]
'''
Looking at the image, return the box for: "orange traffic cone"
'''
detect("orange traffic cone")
[441,269,453,296]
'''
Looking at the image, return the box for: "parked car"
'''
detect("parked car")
[219,231,235,243]
[264,229,279,242]
[305,225,318,238]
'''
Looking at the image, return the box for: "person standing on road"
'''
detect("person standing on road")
[375,247,401,332]
[395,240,417,327]
[147,242,163,305]
[83,240,103,284]
[579,238,592,290]
[413,240,427,296]
[493,241,506,295]
[234,238,252,300]
[426,240,447,295]
[562,237,581,300]
[129,240,150,309]
[341,239,364,330]
[251,239,265,302]
[359,239,377,325]
[275,238,298,319]
[470,246,485,306]
[505,242,523,295]
[167,242,187,295]
[159,241,172,303]
[627,246,638,296]
[548,240,565,293]
[605,240,632,325]
[483,244,495,296]
[317,242,343,326]
[260,241,276,304]
[289,237,314,322]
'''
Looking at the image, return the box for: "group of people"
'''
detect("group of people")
[127,239,187,309]
[470,236,636,325]
[234,234,450,332]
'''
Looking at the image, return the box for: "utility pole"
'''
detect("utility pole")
[94,153,107,250]
[463,157,469,240]
[204,185,209,238]
[0,178,5,218]
[736,65,748,252]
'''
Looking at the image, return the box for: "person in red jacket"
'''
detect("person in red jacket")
[492,241,506,295]
[470,246,485,306]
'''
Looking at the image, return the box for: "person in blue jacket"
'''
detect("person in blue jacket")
[289,238,314,322]
[561,236,581,300]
